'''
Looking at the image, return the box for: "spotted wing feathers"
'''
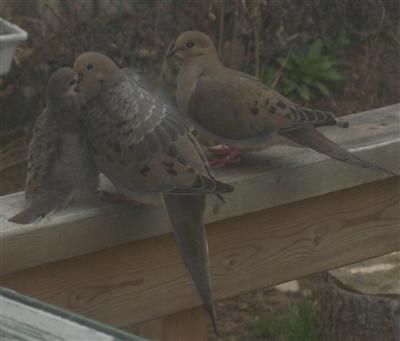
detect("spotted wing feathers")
[85,69,232,195]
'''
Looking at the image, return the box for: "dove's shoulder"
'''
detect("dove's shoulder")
[86,69,231,195]
[86,69,190,176]
[187,67,289,140]
[102,68,187,127]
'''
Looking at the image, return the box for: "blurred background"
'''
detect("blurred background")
[1,1,399,339]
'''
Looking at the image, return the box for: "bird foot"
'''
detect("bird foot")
[208,149,242,168]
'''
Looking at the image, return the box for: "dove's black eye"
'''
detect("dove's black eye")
[86,63,94,71]
[69,79,77,86]
[186,42,194,48]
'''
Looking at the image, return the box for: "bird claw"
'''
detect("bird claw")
[208,149,242,168]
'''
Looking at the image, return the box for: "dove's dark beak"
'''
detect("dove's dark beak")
[166,42,177,58]
[77,73,83,83]
[75,74,82,92]
[75,73,81,87]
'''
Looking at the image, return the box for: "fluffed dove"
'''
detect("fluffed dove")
[73,52,233,334]
[9,67,99,225]
[168,31,395,174]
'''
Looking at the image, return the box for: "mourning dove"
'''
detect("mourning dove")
[73,52,233,334]
[168,31,395,174]
[9,67,99,225]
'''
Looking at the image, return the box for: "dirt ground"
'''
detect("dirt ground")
[210,285,306,340]
[208,252,400,340]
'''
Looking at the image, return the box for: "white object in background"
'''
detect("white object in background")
[0,18,28,75]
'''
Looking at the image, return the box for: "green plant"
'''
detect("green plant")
[264,36,345,102]
[323,29,349,60]
[251,301,319,341]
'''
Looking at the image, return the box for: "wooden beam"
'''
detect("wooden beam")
[127,319,163,341]
[1,104,399,276]
[126,308,208,341]
[0,177,398,329]
[161,307,208,341]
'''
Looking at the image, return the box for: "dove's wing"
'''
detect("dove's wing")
[83,69,232,333]
[187,69,336,143]
[25,109,60,201]
[9,109,64,224]
[86,69,187,163]
[85,69,232,194]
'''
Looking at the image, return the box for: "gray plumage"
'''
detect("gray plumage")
[9,67,99,225]
[74,52,233,334]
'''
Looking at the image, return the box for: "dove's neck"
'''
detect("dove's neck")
[177,54,222,114]
[48,97,81,131]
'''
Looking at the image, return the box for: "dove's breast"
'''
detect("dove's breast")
[177,61,205,115]
[52,132,98,197]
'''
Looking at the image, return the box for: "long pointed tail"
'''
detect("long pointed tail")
[8,207,42,225]
[281,127,397,176]
[163,194,218,335]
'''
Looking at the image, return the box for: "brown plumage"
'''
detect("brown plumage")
[9,67,99,225]
[73,52,233,334]
[169,31,396,174]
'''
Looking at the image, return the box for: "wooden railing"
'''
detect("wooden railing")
[1,104,399,340]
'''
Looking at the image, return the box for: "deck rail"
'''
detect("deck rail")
[1,104,399,339]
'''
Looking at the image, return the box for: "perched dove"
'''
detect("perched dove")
[168,31,395,174]
[73,52,233,334]
[9,67,99,225]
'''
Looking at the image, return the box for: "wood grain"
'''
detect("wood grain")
[0,178,398,329]
[128,309,209,341]
[127,319,163,341]
[162,307,208,341]
[1,104,399,276]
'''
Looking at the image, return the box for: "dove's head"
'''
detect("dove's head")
[47,67,78,102]
[167,31,218,62]
[73,52,119,99]
[46,67,83,124]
